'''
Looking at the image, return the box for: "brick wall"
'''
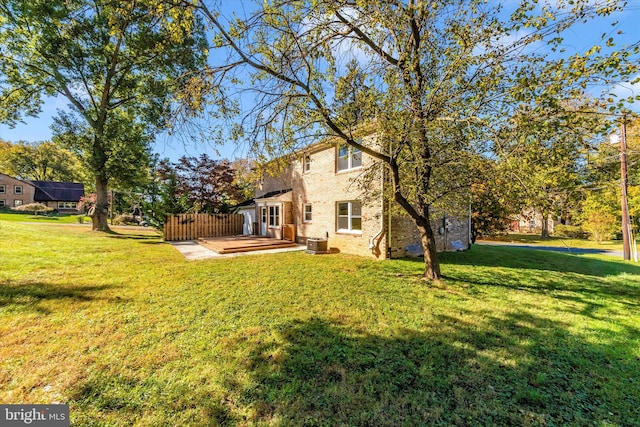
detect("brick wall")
[257,136,470,259]
[389,210,470,258]
[259,137,387,258]
[0,174,35,208]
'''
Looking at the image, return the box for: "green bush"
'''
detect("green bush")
[112,214,137,226]
[554,224,588,239]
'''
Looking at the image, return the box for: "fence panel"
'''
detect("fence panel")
[163,213,244,241]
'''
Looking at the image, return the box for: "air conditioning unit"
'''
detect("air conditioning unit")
[306,238,328,254]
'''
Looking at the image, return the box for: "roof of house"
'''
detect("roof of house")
[254,189,292,200]
[29,181,85,202]
[233,199,256,208]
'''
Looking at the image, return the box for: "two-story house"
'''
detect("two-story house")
[237,135,471,259]
[0,173,84,213]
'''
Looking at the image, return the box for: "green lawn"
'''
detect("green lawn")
[479,232,628,251]
[1,222,639,426]
[0,211,90,224]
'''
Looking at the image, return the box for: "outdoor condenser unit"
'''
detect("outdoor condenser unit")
[306,238,328,254]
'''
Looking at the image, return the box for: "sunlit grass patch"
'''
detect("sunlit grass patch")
[1,221,639,425]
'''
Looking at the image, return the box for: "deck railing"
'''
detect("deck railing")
[163,213,244,241]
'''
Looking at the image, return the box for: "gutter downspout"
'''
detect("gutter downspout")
[369,158,386,251]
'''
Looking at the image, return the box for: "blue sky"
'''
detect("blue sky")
[0,1,638,162]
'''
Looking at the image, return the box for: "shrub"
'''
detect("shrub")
[581,212,618,243]
[554,224,588,239]
[112,214,137,226]
[11,202,54,216]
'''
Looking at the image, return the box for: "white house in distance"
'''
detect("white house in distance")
[236,133,471,259]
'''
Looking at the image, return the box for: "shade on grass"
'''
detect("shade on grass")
[1,221,638,425]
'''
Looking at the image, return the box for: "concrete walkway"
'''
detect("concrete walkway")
[169,240,306,261]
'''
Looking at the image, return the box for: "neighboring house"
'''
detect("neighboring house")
[510,208,559,234]
[0,173,36,209]
[239,134,471,259]
[0,173,84,212]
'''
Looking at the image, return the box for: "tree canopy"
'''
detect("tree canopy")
[190,0,639,279]
[0,0,208,231]
[0,139,86,183]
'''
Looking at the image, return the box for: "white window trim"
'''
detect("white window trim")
[0,184,5,194]
[58,201,78,209]
[336,201,362,234]
[0,200,5,207]
[268,205,280,228]
[14,185,23,195]
[14,199,23,207]
[303,203,312,223]
[337,144,362,172]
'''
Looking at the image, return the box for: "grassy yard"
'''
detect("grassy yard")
[0,211,91,224]
[479,232,628,251]
[1,222,639,426]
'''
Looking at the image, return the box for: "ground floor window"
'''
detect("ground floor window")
[0,200,5,207]
[268,205,280,227]
[14,199,23,207]
[58,201,78,209]
[337,201,361,232]
[303,203,312,222]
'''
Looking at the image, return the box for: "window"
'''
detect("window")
[14,199,23,207]
[58,201,78,209]
[268,205,280,227]
[14,185,23,195]
[0,184,5,194]
[0,200,5,208]
[337,144,362,171]
[303,203,312,222]
[337,201,361,232]
[304,155,311,172]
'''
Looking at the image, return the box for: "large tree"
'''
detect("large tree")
[191,0,637,279]
[173,154,240,214]
[0,139,86,182]
[0,0,207,231]
[501,100,610,238]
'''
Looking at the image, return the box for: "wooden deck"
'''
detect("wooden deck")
[198,235,298,254]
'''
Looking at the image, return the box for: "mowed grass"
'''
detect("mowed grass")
[479,232,627,251]
[1,222,639,426]
[0,211,90,224]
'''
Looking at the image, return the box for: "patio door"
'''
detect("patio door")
[260,207,267,236]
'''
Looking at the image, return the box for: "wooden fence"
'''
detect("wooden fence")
[163,213,244,241]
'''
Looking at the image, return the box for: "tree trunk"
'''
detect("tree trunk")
[91,176,111,232]
[418,220,441,281]
[540,211,550,239]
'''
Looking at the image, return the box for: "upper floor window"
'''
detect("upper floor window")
[337,201,361,233]
[304,155,311,172]
[0,184,5,194]
[14,185,23,195]
[337,144,362,171]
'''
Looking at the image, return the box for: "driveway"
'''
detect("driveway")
[476,241,624,258]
